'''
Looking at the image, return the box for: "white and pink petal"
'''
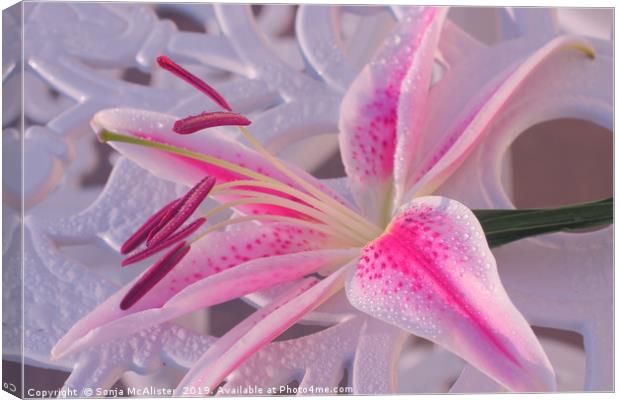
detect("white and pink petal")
[52,222,334,359]
[345,196,555,392]
[400,35,596,201]
[175,267,349,393]
[338,7,447,223]
[53,247,358,360]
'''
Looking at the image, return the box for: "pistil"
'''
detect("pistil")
[157,56,233,111]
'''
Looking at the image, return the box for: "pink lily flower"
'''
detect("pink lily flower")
[51,7,599,393]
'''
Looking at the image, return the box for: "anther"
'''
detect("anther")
[147,176,216,247]
[120,241,191,310]
[122,218,206,267]
[173,112,251,135]
[120,198,182,255]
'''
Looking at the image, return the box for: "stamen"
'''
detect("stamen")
[157,55,233,111]
[120,241,191,310]
[174,112,251,135]
[146,201,184,245]
[120,198,181,255]
[147,176,216,247]
[122,218,206,267]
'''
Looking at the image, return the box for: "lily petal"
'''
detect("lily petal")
[400,35,596,200]
[338,7,447,224]
[174,268,348,394]
[91,108,349,218]
[345,196,555,392]
[52,222,332,359]
[53,247,358,360]
[433,38,611,208]
[436,19,484,68]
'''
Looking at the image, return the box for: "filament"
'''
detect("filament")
[212,180,382,236]
[207,190,372,244]
[99,129,383,248]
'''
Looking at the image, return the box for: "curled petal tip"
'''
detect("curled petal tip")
[568,42,596,59]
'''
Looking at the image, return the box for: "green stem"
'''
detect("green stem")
[474,197,613,248]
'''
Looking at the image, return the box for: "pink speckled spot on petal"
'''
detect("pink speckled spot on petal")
[346,196,555,392]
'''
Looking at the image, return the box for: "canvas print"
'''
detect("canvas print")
[2,2,613,398]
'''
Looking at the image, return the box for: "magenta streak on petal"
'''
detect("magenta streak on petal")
[156,55,233,111]
[120,198,182,255]
[121,218,206,267]
[173,112,251,135]
[386,232,520,367]
[120,241,191,310]
[361,206,521,368]
[147,176,216,247]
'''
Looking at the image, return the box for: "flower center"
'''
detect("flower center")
[99,126,383,248]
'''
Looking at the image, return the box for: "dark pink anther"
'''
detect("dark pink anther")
[145,199,185,244]
[147,176,216,247]
[120,198,182,255]
[157,55,233,111]
[120,241,191,310]
[173,111,251,135]
[122,218,206,267]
